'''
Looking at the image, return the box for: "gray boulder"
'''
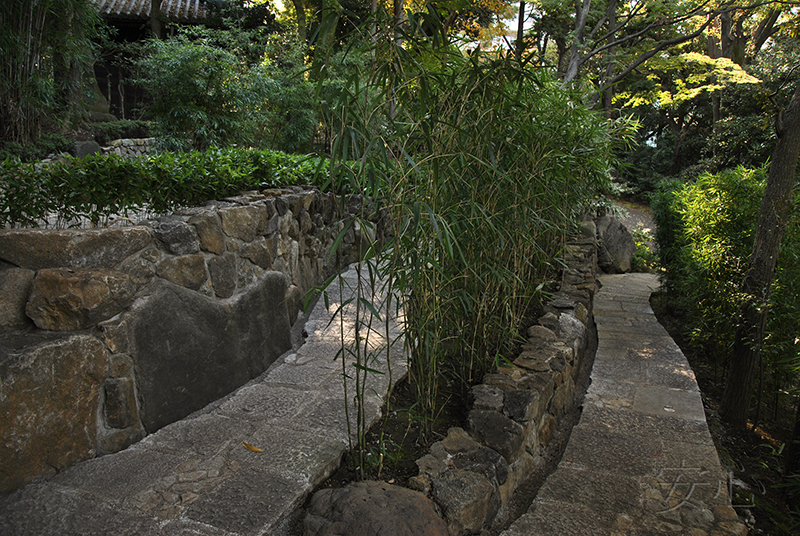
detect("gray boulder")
[596,216,635,273]
[129,272,291,432]
[304,480,448,536]
[431,469,500,535]
[72,140,101,158]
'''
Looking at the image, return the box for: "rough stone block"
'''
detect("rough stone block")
[416,454,447,478]
[240,237,273,269]
[517,373,556,421]
[0,334,108,493]
[550,377,576,418]
[537,413,557,447]
[117,255,156,286]
[452,446,509,487]
[0,267,35,328]
[527,324,556,342]
[156,254,208,290]
[513,351,552,372]
[471,384,505,411]
[559,312,587,354]
[440,427,482,455]
[152,220,200,255]
[26,268,136,330]
[99,318,130,354]
[467,410,525,464]
[103,377,139,429]
[431,469,500,535]
[219,205,265,242]
[208,253,237,299]
[503,389,541,423]
[129,273,291,432]
[0,227,152,270]
[189,212,226,255]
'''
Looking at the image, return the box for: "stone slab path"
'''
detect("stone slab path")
[501,273,747,536]
[0,263,405,536]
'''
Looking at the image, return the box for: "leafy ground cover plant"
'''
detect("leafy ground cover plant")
[0,148,325,228]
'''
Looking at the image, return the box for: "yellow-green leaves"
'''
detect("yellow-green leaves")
[617,52,761,110]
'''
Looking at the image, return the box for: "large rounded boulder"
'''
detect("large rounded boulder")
[304,480,448,536]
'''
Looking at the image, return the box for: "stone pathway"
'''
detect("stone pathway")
[0,263,405,536]
[0,269,748,536]
[500,273,747,536]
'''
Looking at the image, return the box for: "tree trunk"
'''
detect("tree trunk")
[53,4,82,119]
[516,1,525,62]
[602,2,616,117]
[292,0,307,43]
[563,0,592,83]
[721,85,800,429]
[150,0,163,39]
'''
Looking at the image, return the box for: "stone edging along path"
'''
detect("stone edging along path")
[501,273,747,536]
[0,262,405,535]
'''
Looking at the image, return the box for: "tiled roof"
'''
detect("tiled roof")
[92,0,208,23]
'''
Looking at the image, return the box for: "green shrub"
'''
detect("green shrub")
[257,33,317,153]
[0,148,326,228]
[0,134,73,163]
[132,27,318,154]
[133,32,274,151]
[653,167,764,353]
[89,120,154,146]
[652,166,800,395]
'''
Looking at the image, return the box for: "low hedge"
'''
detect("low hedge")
[0,147,326,228]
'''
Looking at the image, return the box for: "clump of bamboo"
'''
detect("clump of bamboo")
[1,0,102,145]
[321,7,632,456]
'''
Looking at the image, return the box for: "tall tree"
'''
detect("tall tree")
[721,83,800,429]
[526,1,793,104]
[150,0,164,39]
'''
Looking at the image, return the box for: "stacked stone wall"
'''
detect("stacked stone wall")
[101,137,157,158]
[402,230,604,535]
[0,186,375,493]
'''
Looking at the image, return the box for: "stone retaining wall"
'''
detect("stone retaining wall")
[101,137,157,158]
[301,214,634,536]
[0,187,375,493]
[394,227,608,535]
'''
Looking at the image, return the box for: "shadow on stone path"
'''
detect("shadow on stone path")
[500,273,748,536]
[0,263,405,536]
